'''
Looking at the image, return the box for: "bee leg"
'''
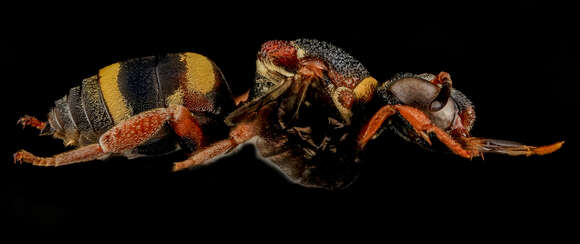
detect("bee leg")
[393,105,476,158]
[13,104,204,167]
[168,104,204,149]
[13,144,106,167]
[358,104,475,158]
[357,105,398,149]
[17,115,47,131]
[172,122,257,172]
[457,137,564,157]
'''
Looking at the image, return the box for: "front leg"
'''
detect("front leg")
[358,104,563,158]
[357,104,474,157]
[393,105,475,158]
[457,137,564,157]
[14,104,205,167]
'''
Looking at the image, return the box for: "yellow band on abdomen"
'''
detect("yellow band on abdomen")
[182,53,217,95]
[99,63,132,123]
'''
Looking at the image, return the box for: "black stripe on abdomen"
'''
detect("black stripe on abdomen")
[156,53,185,106]
[68,85,97,145]
[117,56,162,115]
[81,75,114,136]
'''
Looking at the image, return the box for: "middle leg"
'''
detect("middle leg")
[172,122,258,172]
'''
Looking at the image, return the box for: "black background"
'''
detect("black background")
[3,1,578,240]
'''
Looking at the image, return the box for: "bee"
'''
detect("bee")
[14,39,563,190]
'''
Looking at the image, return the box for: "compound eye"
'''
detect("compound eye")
[388,77,439,107]
[387,75,457,129]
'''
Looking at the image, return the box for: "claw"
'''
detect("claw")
[13,150,23,164]
[13,150,34,165]
[16,115,47,131]
[461,138,564,156]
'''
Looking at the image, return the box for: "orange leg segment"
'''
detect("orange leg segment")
[358,104,475,158]
[169,105,204,148]
[358,104,564,158]
[394,105,473,158]
[14,104,206,167]
[14,144,104,167]
[17,115,46,131]
[459,137,564,157]
[357,105,397,149]
[172,122,258,172]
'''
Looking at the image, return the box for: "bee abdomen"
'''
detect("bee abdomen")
[99,56,163,123]
[69,84,100,145]
[45,52,235,148]
[118,56,162,114]
[49,95,78,145]
[81,75,115,139]
[47,74,116,146]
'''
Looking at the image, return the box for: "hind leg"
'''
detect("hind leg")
[14,104,205,167]
[14,144,105,166]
